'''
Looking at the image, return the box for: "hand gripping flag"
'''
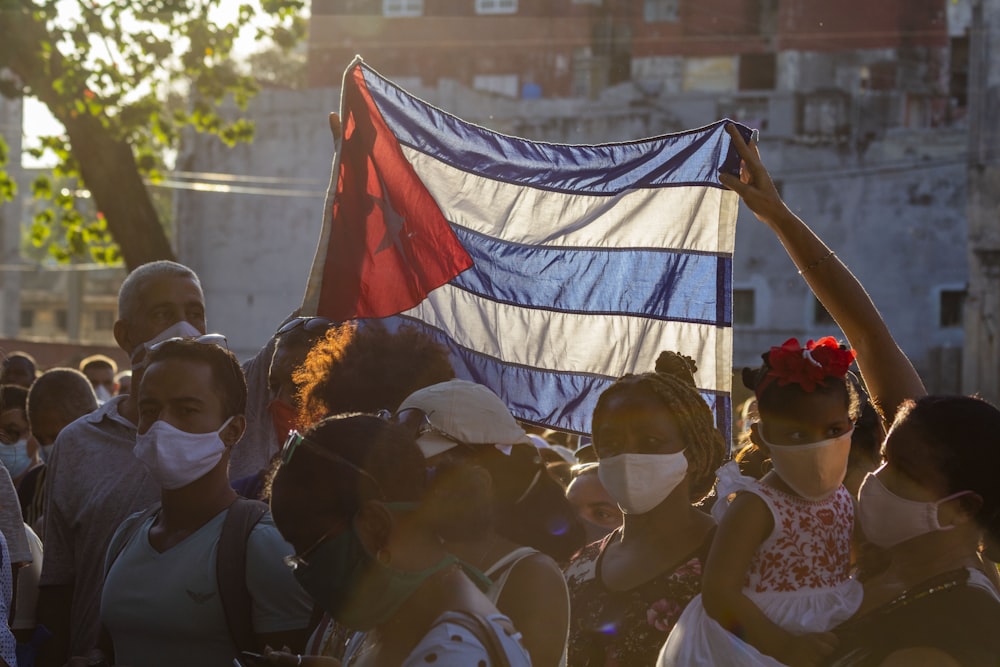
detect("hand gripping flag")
[304,57,752,440]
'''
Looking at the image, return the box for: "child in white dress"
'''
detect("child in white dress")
[659,337,863,667]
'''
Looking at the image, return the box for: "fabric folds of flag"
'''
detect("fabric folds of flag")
[304,57,751,439]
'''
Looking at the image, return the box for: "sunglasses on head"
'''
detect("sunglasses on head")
[148,333,228,353]
[275,317,336,337]
[391,407,468,449]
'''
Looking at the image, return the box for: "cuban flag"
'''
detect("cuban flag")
[304,57,751,440]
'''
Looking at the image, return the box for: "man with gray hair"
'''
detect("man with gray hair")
[36,260,208,666]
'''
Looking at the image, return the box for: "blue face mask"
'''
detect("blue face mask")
[0,439,33,479]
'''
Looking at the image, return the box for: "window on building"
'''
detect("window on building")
[644,0,679,22]
[476,0,517,14]
[798,91,849,137]
[19,309,34,330]
[55,309,68,331]
[473,74,519,97]
[950,36,969,110]
[739,53,776,91]
[383,0,423,16]
[94,309,115,331]
[733,289,756,326]
[812,297,836,327]
[939,289,966,328]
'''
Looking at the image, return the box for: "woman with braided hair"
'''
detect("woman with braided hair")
[563,351,726,667]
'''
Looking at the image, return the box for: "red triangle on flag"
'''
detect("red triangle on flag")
[318,65,473,321]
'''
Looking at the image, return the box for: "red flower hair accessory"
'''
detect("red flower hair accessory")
[756,337,856,396]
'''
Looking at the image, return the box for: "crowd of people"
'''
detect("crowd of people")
[0,124,996,667]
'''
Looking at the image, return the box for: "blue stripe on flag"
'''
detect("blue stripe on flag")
[450,225,732,325]
[359,64,746,195]
[378,315,732,443]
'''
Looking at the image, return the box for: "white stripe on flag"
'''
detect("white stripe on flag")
[403,147,740,254]
[401,283,734,393]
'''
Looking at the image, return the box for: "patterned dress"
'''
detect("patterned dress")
[658,461,862,666]
[564,527,711,667]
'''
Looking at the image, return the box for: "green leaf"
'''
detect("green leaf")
[0,174,17,202]
[32,176,53,199]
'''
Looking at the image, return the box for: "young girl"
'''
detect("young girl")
[659,336,863,667]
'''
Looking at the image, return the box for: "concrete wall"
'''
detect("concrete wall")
[0,92,23,339]
[731,128,968,390]
[173,88,339,358]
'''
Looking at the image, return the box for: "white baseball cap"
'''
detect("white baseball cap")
[397,379,532,458]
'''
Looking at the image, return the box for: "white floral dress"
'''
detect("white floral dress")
[658,461,862,666]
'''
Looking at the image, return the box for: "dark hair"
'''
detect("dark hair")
[0,385,28,412]
[144,340,247,417]
[890,395,1000,542]
[272,414,428,524]
[295,322,455,427]
[27,369,98,427]
[593,351,727,502]
[1,353,37,376]
[79,354,117,375]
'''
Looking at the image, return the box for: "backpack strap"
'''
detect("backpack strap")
[217,497,268,653]
[483,547,539,604]
[437,611,514,667]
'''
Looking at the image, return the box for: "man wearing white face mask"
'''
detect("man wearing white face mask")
[36,260,210,667]
[89,338,312,667]
[79,355,118,404]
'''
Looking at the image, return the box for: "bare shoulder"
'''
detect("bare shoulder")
[505,551,567,591]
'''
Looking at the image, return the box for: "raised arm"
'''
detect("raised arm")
[720,124,925,425]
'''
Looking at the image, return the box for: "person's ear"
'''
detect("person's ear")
[354,500,393,558]
[220,415,246,449]
[113,319,134,355]
[941,491,983,528]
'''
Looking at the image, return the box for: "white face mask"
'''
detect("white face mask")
[760,427,853,501]
[0,439,33,479]
[134,417,233,490]
[130,320,203,370]
[94,385,114,403]
[598,451,688,515]
[857,470,969,549]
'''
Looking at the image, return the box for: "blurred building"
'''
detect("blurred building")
[173,0,978,393]
[308,0,955,116]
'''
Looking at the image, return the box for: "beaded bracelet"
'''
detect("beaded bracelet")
[798,250,836,275]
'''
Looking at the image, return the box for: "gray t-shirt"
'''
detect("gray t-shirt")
[101,507,313,667]
[39,395,159,656]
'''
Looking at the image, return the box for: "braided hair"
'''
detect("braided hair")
[592,351,726,502]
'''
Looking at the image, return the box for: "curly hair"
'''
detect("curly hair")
[592,351,727,502]
[294,321,455,427]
